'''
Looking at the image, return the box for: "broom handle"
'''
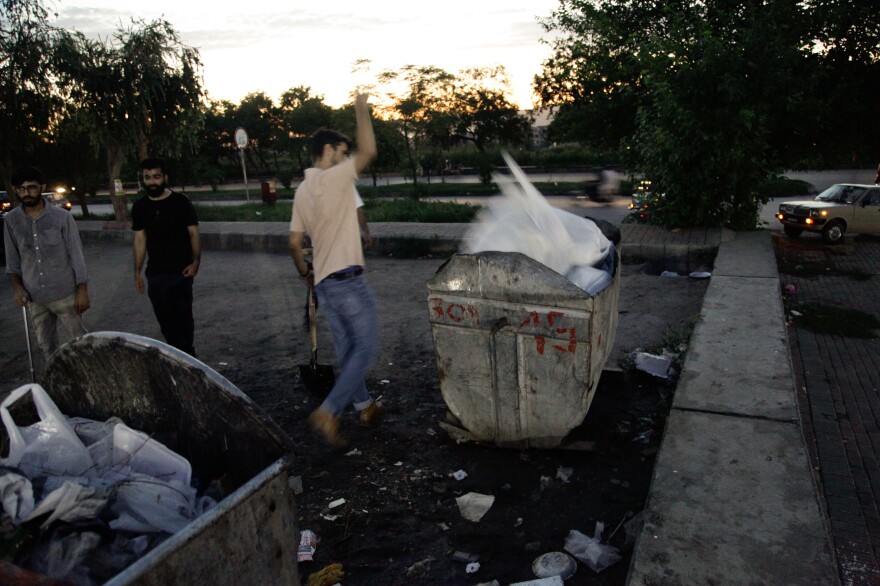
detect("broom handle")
[309,287,318,362]
[22,299,35,383]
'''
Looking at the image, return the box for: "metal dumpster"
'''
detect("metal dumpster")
[34,332,299,585]
[427,251,620,448]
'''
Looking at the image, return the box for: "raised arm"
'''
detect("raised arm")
[353,93,377,174]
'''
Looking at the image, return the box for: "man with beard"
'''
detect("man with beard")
[132,156,201,356]
[4,166,90,357]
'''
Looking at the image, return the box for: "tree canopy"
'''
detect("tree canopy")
[536,0,880,228]
[54,18,204,220]
[0,0,58,191]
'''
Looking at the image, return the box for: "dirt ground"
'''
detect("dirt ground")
[0,242,709,585]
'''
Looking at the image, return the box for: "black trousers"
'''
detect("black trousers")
[146,273,195,355]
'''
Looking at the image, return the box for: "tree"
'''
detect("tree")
[376,64,530,185]
[0,0,59,191]
[536,0,825,229]
[235,91,280,174]
[797,0,880,167]
[34,110,105,213]
[376,65,457,187]
[277,86,334,173]
[54,18,204,222]
[451,67,530,150]
[451,66,532,182]
[535,0,647,151]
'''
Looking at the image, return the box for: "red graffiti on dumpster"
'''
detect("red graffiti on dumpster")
[429,297,478,324]
[519,311,576,355]
[429,299,576,355]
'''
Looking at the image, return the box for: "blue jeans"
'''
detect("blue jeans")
[315,275,379,416]
[146,273,195,355]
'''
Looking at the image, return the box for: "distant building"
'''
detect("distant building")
[520,107,557,147]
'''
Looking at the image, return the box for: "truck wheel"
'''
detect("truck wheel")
[783,225,803,238]
[821,221,845,244]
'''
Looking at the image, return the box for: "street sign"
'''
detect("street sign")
[234,127,248,149]
[234,127,251,201]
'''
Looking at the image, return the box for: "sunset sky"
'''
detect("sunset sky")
[52,0,562,109]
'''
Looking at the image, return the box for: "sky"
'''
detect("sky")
[51,0,562,110]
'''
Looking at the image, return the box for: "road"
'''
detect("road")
[71,194,636,225]
[72,192,796,232]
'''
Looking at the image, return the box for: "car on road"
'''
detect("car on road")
[776,183,880,244]
[629,180,664,221]
[44,191,72,211]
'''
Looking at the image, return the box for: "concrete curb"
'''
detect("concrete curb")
[76,221,724,271]
[627,231,837,585]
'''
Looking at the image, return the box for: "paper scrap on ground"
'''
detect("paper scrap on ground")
[633,352,672,378]
[455,492,495,522]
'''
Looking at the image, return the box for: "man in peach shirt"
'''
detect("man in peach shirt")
[289,93,382,447]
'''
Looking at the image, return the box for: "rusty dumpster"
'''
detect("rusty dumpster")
[427,251,620,448]
[28,331,300,585]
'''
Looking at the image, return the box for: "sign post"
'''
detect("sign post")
[234,127,250,201]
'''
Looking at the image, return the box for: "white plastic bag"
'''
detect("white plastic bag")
[0,469,34,521]
[565,265,612,296]
[564,522,622,573]
[24,479,111,528]
[110,474,196,534]
[462,152,611,278]
[0,384,94,478]
[112,423,192,485]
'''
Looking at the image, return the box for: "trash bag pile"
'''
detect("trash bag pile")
[462,151,615,296]
[0,384,218,584]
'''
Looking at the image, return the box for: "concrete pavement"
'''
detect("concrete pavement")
[627,231,836,585]
[72,220,848,584]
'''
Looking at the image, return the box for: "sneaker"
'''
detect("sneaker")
[358,402,385,426]
[308,408,348,448]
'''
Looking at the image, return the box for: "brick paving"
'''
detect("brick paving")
[775,234,880,586]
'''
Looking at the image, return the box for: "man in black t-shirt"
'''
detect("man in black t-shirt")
[131,156,201,355]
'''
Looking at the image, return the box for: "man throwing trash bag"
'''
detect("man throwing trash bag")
[4,166,90,358]
[288,93,382,447]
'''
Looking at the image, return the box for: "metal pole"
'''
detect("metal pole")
[239,149,250,202]
[21,300,35,383]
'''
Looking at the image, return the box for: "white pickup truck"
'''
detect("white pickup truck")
[777,183,880,244]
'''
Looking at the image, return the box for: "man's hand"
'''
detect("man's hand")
[134,274,146,294]
[13,287,29,307]
[182,261,199,278]
[74,285,91,314]
[362,233,373,248]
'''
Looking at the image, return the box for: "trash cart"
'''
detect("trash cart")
[35,332,299,585]
[427,251,620,448]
